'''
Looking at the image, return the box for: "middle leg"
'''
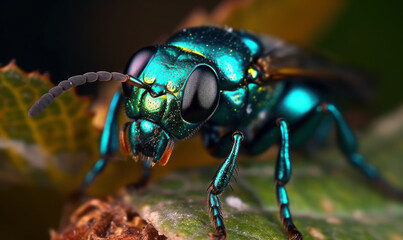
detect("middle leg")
[275,119,303,240]
[246,118,304,239]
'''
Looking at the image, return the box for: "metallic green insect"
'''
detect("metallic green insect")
[29,26,403,240]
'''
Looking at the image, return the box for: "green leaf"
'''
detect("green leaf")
[0,62,99,192]
[128,107,403,240]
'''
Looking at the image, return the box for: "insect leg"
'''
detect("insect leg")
[201,124,235,158]
[275,119,303,240]
[207,131,243,240]
[78,91,123,192]
[126,160,152,191]
[322,103,403,200]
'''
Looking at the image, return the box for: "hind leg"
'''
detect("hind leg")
[322,103,403,200]
[289,102,403,200]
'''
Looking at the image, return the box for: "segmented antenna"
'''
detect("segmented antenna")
[28,71,147,117]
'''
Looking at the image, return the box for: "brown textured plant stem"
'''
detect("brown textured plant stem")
[51,198,167,240]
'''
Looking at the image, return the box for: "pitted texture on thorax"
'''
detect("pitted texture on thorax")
[167,26,255,89]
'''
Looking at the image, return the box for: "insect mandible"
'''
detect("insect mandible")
[28,26,403,240]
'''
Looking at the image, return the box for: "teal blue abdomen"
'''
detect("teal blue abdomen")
[273,84,322,124]
[272,83,331,147]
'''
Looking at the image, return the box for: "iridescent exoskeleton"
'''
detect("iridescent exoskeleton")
[29,26,403,240]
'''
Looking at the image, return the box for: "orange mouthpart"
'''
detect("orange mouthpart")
[120,122,131,154]
[159,139,174,166]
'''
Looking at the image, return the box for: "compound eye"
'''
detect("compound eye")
[122,46,157,96]
[181,65,219,123]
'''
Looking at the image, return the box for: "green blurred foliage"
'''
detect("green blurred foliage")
[0,63,99,190]
[0,64,100,239]
[314,0,403,114]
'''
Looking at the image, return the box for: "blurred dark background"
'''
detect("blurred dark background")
[0,0,217,93]
[1,0,403,113]
[1,0,403,239]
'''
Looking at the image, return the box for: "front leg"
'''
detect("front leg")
[78,91,123,193]
[126,159,152,191]
[202,123,236,158]
[207,131,243,239]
